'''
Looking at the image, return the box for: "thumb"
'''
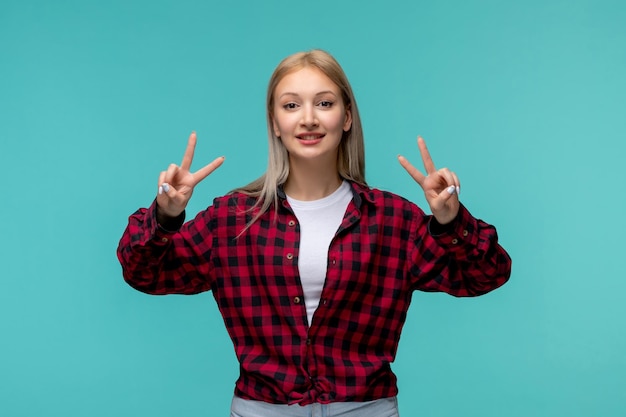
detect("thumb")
[442,184,458,199]
[158,183,174,197]
[433,185,458,207]
[157,183,187,218]
[159,182,192,205]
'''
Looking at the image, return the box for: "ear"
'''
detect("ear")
[343,105,352,132]
[272,117,281,137]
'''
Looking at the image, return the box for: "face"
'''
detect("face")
[272,66,352,167]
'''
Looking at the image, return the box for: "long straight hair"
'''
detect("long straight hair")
[232,49,366,230]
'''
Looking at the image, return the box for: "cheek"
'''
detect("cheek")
[326,113,347,132]
[274,113,300,134]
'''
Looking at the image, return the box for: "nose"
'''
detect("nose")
[300,104,318,128]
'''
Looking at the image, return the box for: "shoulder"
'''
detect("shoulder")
[345,183,431,244]
[209,191,259,212]
[351,182,421,210]
[192,192,261,235]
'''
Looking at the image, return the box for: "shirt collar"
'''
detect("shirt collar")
[277,180,372,209]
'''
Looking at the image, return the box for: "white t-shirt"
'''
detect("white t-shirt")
[286,181,352,326]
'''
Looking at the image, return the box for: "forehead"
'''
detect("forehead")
[274,66,341,97]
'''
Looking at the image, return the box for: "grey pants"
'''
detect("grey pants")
[230,396,400,417]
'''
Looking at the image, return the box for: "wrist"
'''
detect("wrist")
[156,205,185,231]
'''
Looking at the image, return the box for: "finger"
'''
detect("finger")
[451,171,461,195]
[437,168,456,189]
[432,185,459,222]
[164,163,179,185]
[417,136,436,175]
[397,155,426,186]
[180,132,197,171]
[158,171,166,194]
[438,184,458,202]
[193,156,226,185]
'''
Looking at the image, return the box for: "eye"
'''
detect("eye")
[282,102,298,110]
[318,100,334,108]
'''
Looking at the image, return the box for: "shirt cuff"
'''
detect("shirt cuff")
[157,210,186,232]
[145,200,186,245]
[429,204,479,252]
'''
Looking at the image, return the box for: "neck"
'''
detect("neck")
[284,159,342,201]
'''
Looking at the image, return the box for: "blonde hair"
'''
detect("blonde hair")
[233,49,366,230]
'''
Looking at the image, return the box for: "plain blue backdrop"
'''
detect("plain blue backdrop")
[1,0,625,416]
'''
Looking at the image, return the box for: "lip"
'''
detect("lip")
[295,133,325,145]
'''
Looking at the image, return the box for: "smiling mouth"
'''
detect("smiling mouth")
[296,134,325,141]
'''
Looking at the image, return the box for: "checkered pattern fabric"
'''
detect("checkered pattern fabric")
[118,182,511,405]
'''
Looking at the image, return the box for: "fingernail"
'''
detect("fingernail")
[158,186,163,195]
[447,185,456,194]
[162,183,170,193]
[456,186,460,195]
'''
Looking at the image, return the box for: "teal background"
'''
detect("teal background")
[1,0,625,415]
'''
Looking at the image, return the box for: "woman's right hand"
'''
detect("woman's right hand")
[156,132,225,220]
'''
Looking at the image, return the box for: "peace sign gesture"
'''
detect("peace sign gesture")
[156,132,225,219]
[398,136,460,225]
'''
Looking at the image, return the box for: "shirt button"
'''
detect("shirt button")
[463,230,469,237]
[288,220,296,227]
[293,296,301,304]
[306,338,311,345]
[331,259,336,265]
[161,237,168,243]
[451,238,458,245]
[286,253,294,260]
[321,299,327,305]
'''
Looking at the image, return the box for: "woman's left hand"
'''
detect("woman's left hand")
[398,136,460,225]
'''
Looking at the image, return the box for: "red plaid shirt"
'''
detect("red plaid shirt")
[117,181,511,405]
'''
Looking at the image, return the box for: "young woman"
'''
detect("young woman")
[118,49,511,417]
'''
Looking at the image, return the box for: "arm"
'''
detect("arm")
[409,203,511,296]
[117,201,218,295]
[398,136,511,296]
[116,132,224,295]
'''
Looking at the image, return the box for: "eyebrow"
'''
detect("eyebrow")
[278,90,338,99]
